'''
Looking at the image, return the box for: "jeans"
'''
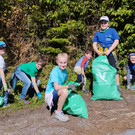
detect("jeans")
[77,74,83,83]
[0,77,8,106]
[11,66,32,99]
[53,90,59,103]
[77,74,87,90]
[10,66,40,99]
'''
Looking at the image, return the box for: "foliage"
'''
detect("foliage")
[0,0,135,111]
[0,0,134,63]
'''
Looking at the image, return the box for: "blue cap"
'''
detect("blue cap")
[0,41,6,48]
[128,53,135,58]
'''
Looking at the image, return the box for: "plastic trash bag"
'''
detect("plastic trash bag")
[0,96,4,106]
[91,55,123,100]
[62,81,88,118]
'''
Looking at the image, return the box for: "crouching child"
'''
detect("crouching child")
[45,53,75,122]
[10,56,47,104]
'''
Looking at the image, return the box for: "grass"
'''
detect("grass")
[0,84,85,114]
[1,83,135,116]
[1,63,134,115]
[0,90,45,113]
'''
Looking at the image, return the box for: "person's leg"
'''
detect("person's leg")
[115,74,120,85]
[130,75,135,90]
[57,88,68,111]
[10,68,19,90]
[53,88,69,122]
[0,79,4,105]
[52,90,59,111]
[15,67,31,100]
[123,75,132,89]
[0,77,8,107]
[107,55,122,96]
[82,75,88,93]
[0,77,2,89]
[115,73,123,96]
[77,74,82,83]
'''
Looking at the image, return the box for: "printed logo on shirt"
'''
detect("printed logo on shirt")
[106,35,112,41]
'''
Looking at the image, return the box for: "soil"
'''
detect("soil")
[1,90,135,135]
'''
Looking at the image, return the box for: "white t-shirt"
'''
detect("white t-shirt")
[0,55,6,71]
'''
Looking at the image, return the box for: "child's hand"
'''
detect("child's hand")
[97,51,103,56]
[104,50,111,56]
[68,84,75,90]
[37,92,42,99]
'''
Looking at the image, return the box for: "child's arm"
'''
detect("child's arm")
[35,73,40,81]
[31,77,42,99]
[31,77,40,93]
[93,42,103,56]
[54,82,75,90]
[126,64,131,88]
[81,56,88,76]
[81,68,85,76]
[104,39,119,56]
[0,68,7,91]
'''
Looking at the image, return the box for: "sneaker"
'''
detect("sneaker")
[118,87,123,96]
[19,98,30,104]
[127,85,130,89]
[130,85,135,90]
[82,89,88,93]
[55,111,69,122]
[3,104,10,108]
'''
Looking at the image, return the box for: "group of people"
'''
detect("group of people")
[0,16,135,122]
[0,43,47,105]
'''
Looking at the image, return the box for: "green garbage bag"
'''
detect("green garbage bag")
[91,55,123,100]
[0,96,4,106]
[62,81,88,119]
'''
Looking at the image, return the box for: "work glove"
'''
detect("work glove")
[68,84,75,90]
[3,84,8,91]
[37,92,42,99]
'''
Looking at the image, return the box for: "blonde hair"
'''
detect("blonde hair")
[56,52,69,62]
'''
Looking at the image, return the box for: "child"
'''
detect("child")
[74,48,92,93]
[10,56,47,104]
[45,53,75,122]
[123,53,135,90]
[0,41,9,107]
[92,16,122,96]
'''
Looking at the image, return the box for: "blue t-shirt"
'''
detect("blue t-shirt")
[126,63,135,80]
[46,66,68,93]
[75,56,89,70]
[93,28,120,48]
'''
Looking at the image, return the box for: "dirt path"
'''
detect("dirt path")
[1,91,135,135]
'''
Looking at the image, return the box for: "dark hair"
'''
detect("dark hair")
[85,47,93,54]
[36,55,48,67]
